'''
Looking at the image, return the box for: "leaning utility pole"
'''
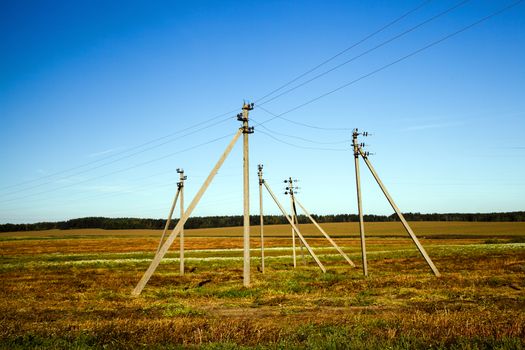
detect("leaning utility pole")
[177,168,187,275]
[238,102,254,287]
[351,129,440,277]
[258,164,265,273]
[352,129,367,276]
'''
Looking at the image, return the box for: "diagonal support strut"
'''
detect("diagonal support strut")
[132,129,243,296]
[294,197,356,267]
[358,148,440,277]
[156,187,180,254]
[263,180,326,273]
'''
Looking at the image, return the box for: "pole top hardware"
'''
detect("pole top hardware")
[257,164,264,184]
[352,128,371,138]
[176,168,184,174]
[284,177,299,195]
[242,102,255,111]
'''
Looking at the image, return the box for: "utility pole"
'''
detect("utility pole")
[238,102,254,287]
[263,180,326,273]
[285,178,297,267]
[353,129,368,276]
[258,164,265,273]
[132,128,243,296]
[177,168,187,275]
[286,177,305,266]
[294,197,356,267]
[351,129,440,277]
[358,147,441,277]
[156,183,180,255]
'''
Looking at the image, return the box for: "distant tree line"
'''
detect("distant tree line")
[1,211,524,232]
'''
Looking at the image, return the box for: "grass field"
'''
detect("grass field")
[1,222,524,349]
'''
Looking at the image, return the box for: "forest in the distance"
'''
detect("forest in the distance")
[1,211,524,232]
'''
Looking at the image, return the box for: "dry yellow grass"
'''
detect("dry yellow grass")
[1,222,524,349]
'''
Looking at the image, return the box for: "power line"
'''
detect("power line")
[0,1,439,194]
[256,0,524,126]
[257,0,471,106]
[0,132,236,204]
[255,105,351,131]
[254,0,433,104]
[0,108,238,192]
[256,129,347,152]
[252,118,350,145]
[0,116,232,197]
[2,169,243,213]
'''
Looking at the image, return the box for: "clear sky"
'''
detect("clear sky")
[1,0,524,224]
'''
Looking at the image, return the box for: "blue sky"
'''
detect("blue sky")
[1,0,524,224]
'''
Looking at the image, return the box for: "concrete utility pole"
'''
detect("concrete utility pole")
[352,129,368,276]
[292,197,306,265]
[156,185,180,254]
[238,102,254,287]
[286,177,305,266]
[358,147,441,277]
[294,198,356,267]
[264,180,326,273]
[351,130,440,277]
[132,128,243,296]
[287,179,297,267]
[177,169,187,275]
[258,164,265,273]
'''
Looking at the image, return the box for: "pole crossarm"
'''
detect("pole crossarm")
[263,181,326,273]
[358,148,441,277]
[132,129,243,296]
[294,198,356,267]
[156,188,180,254]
